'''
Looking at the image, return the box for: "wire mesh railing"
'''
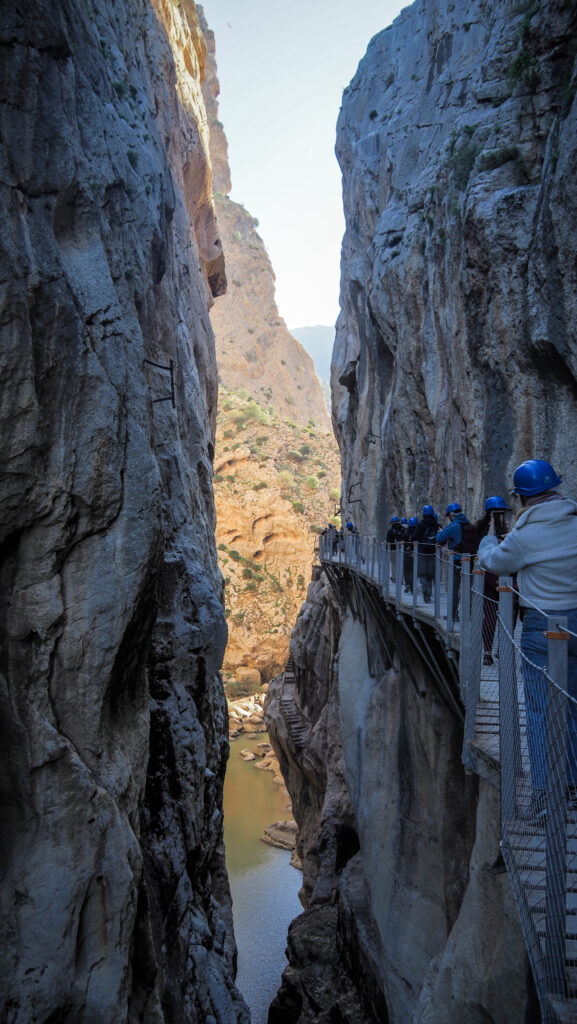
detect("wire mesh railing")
[318,532,577,1023]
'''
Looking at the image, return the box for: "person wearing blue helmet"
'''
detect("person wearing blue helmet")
[412,505,439,603]
[402,516,419,594]
[386,515,405,583]
[435,502,476,623]
[478,460,577,808]
[474,497,512,664]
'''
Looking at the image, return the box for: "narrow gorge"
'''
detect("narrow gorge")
[265,1,577,1022]
[2,0,577,1023]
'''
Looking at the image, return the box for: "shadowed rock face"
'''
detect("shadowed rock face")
[0,1,247,1021]
[267,1,577,1021]
[268,580,528,1024]
[334,0,577,530]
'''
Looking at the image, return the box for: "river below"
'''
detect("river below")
[223,734,302,1024]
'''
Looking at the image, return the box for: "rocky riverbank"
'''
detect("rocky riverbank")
[228,691,268,738]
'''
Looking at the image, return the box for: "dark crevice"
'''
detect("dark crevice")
[335,825,360,874]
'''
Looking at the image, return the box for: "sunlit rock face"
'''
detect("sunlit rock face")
[267,0,577,1021]
[334,0,577,529]
[0,1,247,1021]
[209,193,332,431]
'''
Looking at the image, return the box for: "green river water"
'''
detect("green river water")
[223,734,302,1023]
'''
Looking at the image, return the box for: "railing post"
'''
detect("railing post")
[458,555,471,701]
[498,576,521,824]
[446,550,455,633]
[384,543,391,601]
[460,555,471,631]
[412,542,419,614]
[434,547,442,622]
[400,541,408,609]
[395,543,403,606]
[544,616,569,1000]
[463,568,484,768]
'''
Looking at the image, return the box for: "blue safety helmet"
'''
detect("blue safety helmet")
[391,516,399,523]
[408,516,418,526]
[510,459,562,496]
[422,504,434,516]
[401,517,407,524]
[484,495,510,511]
[346,521,354,529]
[446,502,461,516]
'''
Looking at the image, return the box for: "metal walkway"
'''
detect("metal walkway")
[318,531,577,1024]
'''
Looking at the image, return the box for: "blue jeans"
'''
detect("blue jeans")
[521,608,577,790]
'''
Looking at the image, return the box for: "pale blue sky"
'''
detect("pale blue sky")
[202,1,407,329]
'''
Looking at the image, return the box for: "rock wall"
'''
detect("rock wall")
[267,576,532,1023]
[333,0,577,529]
[267,1,577,1021]
[213,397,340,687]
[0,1,247,1021]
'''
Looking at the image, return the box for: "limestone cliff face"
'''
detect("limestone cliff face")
[209,194,332,431]
[267,1,577,1022]
[268,579,529,1024]
[214,393,340,687]
[333,0,577,526]
[0,2,246,1021]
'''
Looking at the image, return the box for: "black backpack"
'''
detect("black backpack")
[422,521,438,545]
[455,522,477,554]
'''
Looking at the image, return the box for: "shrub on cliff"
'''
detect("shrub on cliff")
[448,131,480,190]
[478,145,521,171]
[507,50,541,92]
[278,470,294,489]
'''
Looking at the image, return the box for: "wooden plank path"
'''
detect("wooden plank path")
[280,655,309,752]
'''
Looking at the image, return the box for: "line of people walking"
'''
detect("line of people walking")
[383,459,577,812]
[321,459,577,817]
[386,496,508,646]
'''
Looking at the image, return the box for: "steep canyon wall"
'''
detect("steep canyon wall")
[334,0,577,526]
[267,1,577,1022]
[0,1,248,1021]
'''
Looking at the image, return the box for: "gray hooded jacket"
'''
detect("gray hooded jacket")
[478,497,577,609]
